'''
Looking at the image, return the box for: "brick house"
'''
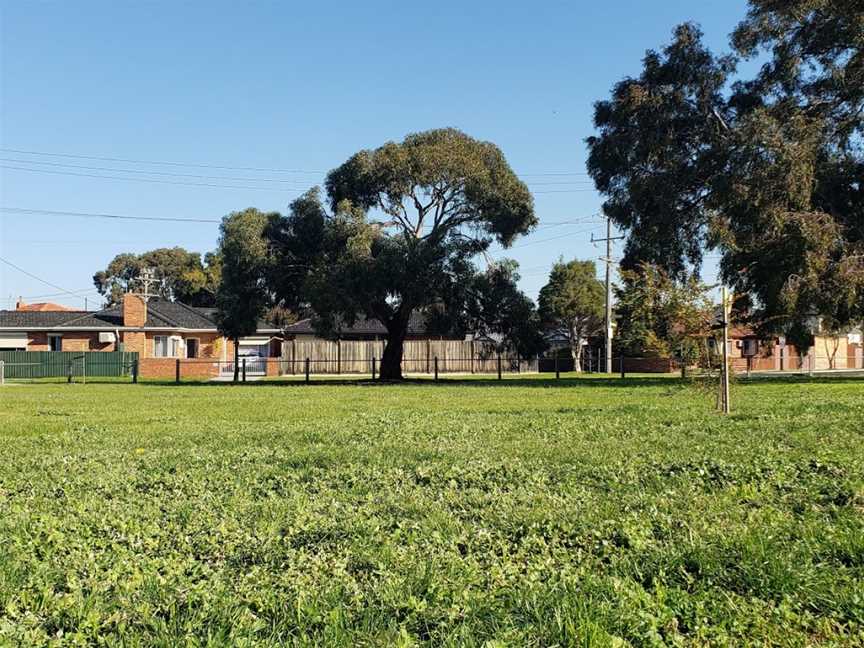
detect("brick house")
[0,294,282,378]
[726,325,864,372]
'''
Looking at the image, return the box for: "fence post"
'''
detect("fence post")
[132,357,139,384]
[67,360,73,384]
[620,357,626,379]
[242,358,247,383]
[337,339,341,375]
[175,358,180,384]
[305,357,310,383]
[555,354,560,380]
[434,356,438,382]
[497,353,502,380]
[372,356,376,381]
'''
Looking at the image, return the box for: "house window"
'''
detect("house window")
[48,334,62,352]
[153,336,169,357]
[186,338,199,359]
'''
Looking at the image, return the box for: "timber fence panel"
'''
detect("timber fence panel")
[279,339,537,375]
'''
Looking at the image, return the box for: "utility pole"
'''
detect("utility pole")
[139,267,157,302]
[720,286,731,414]
[592,218,624,373]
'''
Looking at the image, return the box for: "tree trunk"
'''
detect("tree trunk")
[379,315,409,380]
[572,342,584,372]
[570,325,583,373]
[232,337,239,383]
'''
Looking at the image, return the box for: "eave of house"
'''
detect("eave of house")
[0,326,283,334]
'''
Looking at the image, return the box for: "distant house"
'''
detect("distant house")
[725,323,863,372]
[0,294,282,377]
[282,312,450,341]
[15,298,77,312]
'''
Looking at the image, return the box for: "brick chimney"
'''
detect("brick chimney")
[122,293,147,327]
[15,296,25,310]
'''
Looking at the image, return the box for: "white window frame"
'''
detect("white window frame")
[153,335,170,357]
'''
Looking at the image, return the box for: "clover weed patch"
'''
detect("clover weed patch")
[1,376,862,646]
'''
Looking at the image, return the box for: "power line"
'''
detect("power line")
[1,157,594,187]
[519,171,591,177]
[0,147,328,175]
[0,207,221,223]
[532,189,597,194]
[0,158,320,186]
[14,287,100,300]
[1,163,596,194]
[1,207,603,227]
[0,164,307,193]
[507,225,604,250]
[0,147,593,177]
[0,255,86,301]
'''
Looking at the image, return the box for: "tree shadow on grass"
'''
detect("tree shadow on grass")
[139,374,689,389]
[133,371,864,390]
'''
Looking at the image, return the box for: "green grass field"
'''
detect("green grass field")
[1,376,862,646]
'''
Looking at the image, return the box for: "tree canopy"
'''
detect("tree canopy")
[615,263,715,363]
[93,247,221,307]
[538,259,605,369]
[215,208,277,382]
[268,128,536,379]
[588,3,864,347]
[462,262,547,360]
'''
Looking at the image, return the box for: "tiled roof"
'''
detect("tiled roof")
[0,298,280,332]
[284,312,428,336]
[145,300,217,329]
[16,302,77,312]
[0,310,90,328]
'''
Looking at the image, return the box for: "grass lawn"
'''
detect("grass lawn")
[1,376,862,646]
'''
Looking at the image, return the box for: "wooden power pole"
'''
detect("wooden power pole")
[592,218,624,373]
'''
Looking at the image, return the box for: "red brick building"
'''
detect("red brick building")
[0,294,282,378]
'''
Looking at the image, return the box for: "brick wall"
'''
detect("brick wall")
[137,358,225,380]
[26,332,48,351]
[612,357,674,373]
[61,333,114,352]
[25,332,114,352]
[122,331,147,356]
[122,294,147,327]
[138,358,178,380]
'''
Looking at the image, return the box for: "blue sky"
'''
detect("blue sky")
[0,0,749,309]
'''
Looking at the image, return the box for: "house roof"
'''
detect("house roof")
[0,310,91,328]
[16,302,78,312]
[284,312,428,336]
[0,298,280,332]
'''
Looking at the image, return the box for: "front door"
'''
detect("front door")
[186,338,199,359]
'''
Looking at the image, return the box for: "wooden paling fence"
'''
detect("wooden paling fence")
[281,339,537,374]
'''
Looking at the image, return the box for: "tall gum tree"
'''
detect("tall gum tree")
[268,128,536,379]
[587,6,864,347]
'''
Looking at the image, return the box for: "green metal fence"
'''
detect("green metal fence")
[0,351,138,380]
